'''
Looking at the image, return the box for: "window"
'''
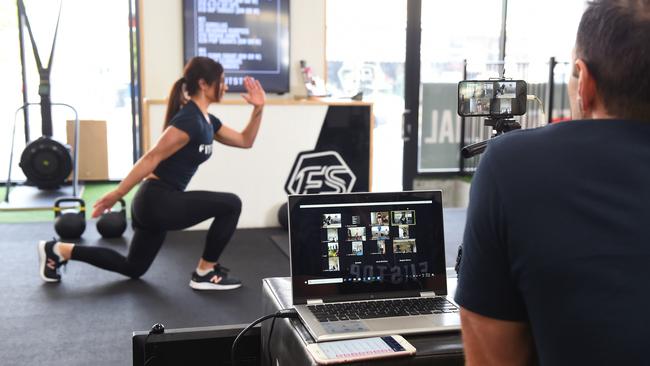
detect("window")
[418,0,503,173]
[4,0,136,181]
[0,1,22,180]
[505,0,586,80]
[505,0,586,121]
[421,0,502,83]
[326,0,407,192]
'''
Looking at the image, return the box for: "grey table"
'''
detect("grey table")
[261,277,464,366]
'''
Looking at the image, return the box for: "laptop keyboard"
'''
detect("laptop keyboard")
[307,297,459,322]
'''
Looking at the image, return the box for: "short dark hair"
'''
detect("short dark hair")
[576,0,650,121]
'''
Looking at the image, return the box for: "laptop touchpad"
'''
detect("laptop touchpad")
[322,321,370,334]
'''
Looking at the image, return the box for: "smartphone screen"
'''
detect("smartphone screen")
[318,336,405,360]
[458,80,527,117]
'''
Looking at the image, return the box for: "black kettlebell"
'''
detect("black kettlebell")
[96,198,127,238]
[277,202,288,231]
[54,198,86,239]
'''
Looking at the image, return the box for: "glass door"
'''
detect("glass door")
[5,0,138,181]
[326,0,407,192]
[403,0,585,189]
[403,0,503,188]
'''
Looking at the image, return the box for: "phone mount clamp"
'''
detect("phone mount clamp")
[460,116,521,158]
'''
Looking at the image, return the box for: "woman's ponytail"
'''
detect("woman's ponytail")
[163,77,187,130]
[163,57,224,130]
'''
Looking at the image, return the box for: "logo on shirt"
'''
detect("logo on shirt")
[198,144,213,155]
[285,150,356,194]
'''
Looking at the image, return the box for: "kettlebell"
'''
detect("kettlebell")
[277,202,288,231]
[54,198,86,239]
[96,198,127,238]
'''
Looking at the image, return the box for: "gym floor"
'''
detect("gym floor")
[0,209,465,365]
[0,222,289,365]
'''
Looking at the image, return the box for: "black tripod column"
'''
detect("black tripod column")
[547,57,556,124]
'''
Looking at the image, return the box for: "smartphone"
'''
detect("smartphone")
[306,335,416,365]
[458,79,527,117]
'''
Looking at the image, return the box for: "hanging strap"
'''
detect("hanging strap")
[18,0,63,137]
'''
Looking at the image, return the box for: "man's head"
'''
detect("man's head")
[569,0,650,121]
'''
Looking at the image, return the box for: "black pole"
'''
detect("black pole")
[560,64,567,118]
[547,56,556,123]
[402,0,421,191]
[135,0,143,159]
[128,0,142,162]
[16,0,30,143]
[458,59,467,174]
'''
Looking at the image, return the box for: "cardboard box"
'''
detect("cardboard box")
[66,120,109,180]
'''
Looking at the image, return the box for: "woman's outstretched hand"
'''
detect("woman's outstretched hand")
[92,190,123,218]
[241,76,266,107]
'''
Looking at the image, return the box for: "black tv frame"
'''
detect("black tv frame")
[182,0,291,94]
[133,323,260,366]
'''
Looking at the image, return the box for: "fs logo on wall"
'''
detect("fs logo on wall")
[285,151,357,194]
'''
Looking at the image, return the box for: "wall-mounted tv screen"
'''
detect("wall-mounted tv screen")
[183,0,290,94]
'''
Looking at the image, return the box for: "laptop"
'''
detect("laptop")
[288,191,461,342]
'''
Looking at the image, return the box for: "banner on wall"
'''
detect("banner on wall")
[419,83,469,172]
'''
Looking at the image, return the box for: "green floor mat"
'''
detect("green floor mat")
[0,183,137,223]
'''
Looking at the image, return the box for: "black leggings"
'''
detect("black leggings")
[70,179,242,279]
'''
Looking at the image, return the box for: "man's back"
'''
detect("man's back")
[456,119,650,365]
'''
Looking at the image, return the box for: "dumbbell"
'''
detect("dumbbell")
[53,198,86,239]
[96,198,127,238]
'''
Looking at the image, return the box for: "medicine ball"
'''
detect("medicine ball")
[20,136,72,189]
[53,197,86,239]
[278,202,288,231]
[96,198,127,238]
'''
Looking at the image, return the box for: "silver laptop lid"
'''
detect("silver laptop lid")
[288,191,448,305]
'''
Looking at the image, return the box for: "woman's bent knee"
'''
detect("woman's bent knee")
[224,193,242,215]
[124,264,149,279]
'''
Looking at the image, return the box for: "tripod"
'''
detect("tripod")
[461,117,521,158]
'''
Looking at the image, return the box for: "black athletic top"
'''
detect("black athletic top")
[153,100,222,191]
[455,119,650,365]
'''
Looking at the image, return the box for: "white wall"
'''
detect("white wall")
[139,0,326,100]
[138,0,330,228]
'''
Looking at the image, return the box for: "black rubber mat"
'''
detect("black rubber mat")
[270,234,289,258]
[0,222,289,366]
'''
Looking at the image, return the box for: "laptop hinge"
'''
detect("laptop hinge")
[307,299,324,305]
[420,291,436,297]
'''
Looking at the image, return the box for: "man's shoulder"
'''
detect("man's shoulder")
[489,123,557,148]
[488,119,650,156]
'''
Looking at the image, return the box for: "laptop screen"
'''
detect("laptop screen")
[289,191,447,304]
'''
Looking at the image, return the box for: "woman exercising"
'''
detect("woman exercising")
[38,56,265,290]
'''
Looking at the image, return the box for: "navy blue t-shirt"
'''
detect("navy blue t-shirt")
[455,119,650,365]
[153,101,222,191]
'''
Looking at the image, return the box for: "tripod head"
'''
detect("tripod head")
[460,116,521,158]
[457,77,528,159]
